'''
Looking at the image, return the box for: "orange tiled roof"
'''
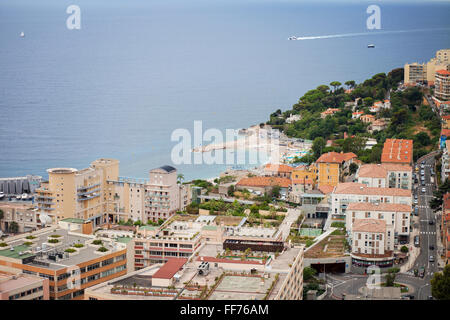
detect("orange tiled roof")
[441,129,450,137]
[353,219,386,233]
[318,185,335,195]
[236,176,291,188]
[381,139,413,164]
[316,152,357,164]
[347,202,411,212]
[358,163,411,178]
[442,115,450,120]
[352,111,364,115]
[333,182,411,196]
[264,163,294,173]
[437,69,450,76]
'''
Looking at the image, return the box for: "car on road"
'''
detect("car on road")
[429,245,435,250]
[414,236,420,247]
[419,267,425,278]
[429,219,434,225]
[429,256,435,263]
[421,175,425,181]
[420,170,425,175]
[421,181,425,186]
[414,199,418,204]
[414,207,419,216]
[421,187,426,193]
[401,294,415,300]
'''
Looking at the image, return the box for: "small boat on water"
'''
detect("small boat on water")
[367,44,375,48]
[288,36,298,40]
[21,193,28,200]
[0,192,4,199]
[20,32,25,38]
[16,195,22,200]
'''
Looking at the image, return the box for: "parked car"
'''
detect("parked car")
[414,199,418,204]
[401,294,415,300]
[414,207,419,216]
[429,256,435,263]
[429,245,435,250]
[429,219,434,225]
[414,236,420,247]
[421,187,426,193]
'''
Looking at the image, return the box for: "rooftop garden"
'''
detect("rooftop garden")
[73,243,84,248]
[65,248,76,253]
[47,239,60,244]
[97,246,109,252]
[92,240,103,245]
[25,235,36,240]
[0,242,8,248]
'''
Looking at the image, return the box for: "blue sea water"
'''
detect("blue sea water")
[0,0,449,181]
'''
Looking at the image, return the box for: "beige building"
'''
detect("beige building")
[356,163,412,190]
[0,272,50,300]
[0,203,41,234]
[106,166,189,224]
[435,69,450,102]
[404,49,450,85]
[35,159,119,227]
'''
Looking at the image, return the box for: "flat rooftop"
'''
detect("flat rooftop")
[0,273,44,292]
[1,229,126,270]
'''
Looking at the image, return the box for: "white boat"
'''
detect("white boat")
[0,192,4,199]
[288,36,298,40]
[20,32,25,38]
[21,193,28,200]
[16,195,21,200]
[367,44,375,48]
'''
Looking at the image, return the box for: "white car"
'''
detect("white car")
[421,188,426,193]
[414,199,418,204]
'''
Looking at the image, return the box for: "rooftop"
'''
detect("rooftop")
[236,176,291,188]
[333,182,411,197]
[316,152,357,164]
[381,139,413,164]
[353,219,386,233]
[152,258,188,280]
[347,202,411,212]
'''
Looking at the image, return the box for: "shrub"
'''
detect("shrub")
[47,239,59,244]
[49,235,61,238]
[73,243,84,248]
[97,246,109,252]
[23,242,33,246]
[92,240,103,245]
[400,245,409,253]
[25,236,36,240]
[65,248,76,253]
[0,242,8,247]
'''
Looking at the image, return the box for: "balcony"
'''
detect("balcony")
[77,183,101,192]
[77,193,100,202]
[77,188,101,196]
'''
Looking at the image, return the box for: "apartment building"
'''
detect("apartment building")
[316,152,357,188]
[35,159,120,227]
[346,202,411,244]
[442,193,450,265]
[381,139,413,165]
[330,182,411,217]
[0,227,127,300]
[235,176,291,196]
[435,69,450,102]
[351,219,395,268]
[356,163,412,190]
[291,164,317,193]
[0,203,41,234]
[404,49,450,85]
[441,140,450,181]
[0,272,49,300]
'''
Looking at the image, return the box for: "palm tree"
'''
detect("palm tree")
[177,174,184,184]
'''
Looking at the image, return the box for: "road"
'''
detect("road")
[408,153,439,299]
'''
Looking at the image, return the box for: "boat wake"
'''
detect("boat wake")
[289,27,450,41]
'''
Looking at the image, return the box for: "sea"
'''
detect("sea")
[0,0,449,181]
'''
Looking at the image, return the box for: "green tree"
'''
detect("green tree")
[312,137,326,159]
[349,163,359,175]
[400,245,409,253]
[271,185,281,199]
[303,267,317,281]
[227,185,235,197]
[345,80,356,89]
[431,264,450,300]
[177,174,184,184]
[330,81,342,92]
[415,132,431,147]
[430,179,450,211]
[9,222,19,234]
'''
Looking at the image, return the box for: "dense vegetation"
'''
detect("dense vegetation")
[267,68,440,163]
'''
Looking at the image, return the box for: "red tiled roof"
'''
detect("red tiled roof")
[353,219,386,233]
[236,176,291,188]
[441,129,450,137]
[347,202,411,212]
[381,139,413,164]
[442,115,450,120]
[316,152,357,164]
[318,185,335,195]
[358,163,411,178]
[292,179,314,185]
[333,182,411,196]
[152,258,188,279]
[264,163,293,173]
[437,69,450,76]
